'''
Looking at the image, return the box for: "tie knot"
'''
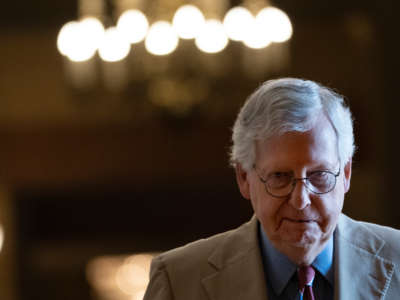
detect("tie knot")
[297,265,315,288]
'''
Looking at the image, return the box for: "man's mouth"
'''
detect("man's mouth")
[284,218,314,223]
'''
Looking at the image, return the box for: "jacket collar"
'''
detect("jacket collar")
[334,214,395,300]
[202,216,268,300]
[201,214,395,300]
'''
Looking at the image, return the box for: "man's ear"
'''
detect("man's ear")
[235,163,251,200]
[343,158,352,193]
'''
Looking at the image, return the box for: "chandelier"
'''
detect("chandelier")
[56,0,293,114]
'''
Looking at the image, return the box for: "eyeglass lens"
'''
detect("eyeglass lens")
[266,171,337,197]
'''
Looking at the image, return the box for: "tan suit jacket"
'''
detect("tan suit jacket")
[143,214,400,299]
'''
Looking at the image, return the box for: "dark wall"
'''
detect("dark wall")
[1,1,399,299]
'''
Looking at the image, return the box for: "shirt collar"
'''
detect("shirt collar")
[258,222,334,296]
[312,233,334,285]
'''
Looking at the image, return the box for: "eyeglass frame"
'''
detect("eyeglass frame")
[252,164,341,198]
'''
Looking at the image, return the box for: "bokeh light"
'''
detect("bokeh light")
[57,17,105,62]
[86,254,154,300]
[223,6,254,41]
[117,9,149,44]
[80,17,105,44]
[172,4,205,39]
[242,18,272,49]
[133,290,146,300]
[116,260,149,295]
[0,224,4,253]
[145,21,179,56]
[256,7,293,43]
[195,19,228,53]
[57,21,79,56]
[98,27,131,62]
[86,256,120,292]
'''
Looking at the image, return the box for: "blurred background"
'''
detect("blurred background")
[0,0,399,299]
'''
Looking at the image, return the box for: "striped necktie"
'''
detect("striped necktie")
[297,265,315,300]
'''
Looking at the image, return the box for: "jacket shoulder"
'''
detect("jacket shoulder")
[358,220,400,251]
[339,214,400,256]
[157,228,233,269]
[144,234,226,300]
[145,219,256,300]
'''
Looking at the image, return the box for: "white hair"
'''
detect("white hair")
[230,78,355,171]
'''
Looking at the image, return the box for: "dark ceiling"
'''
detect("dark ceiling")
[0,0,387,29]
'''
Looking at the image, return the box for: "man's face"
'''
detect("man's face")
[235,114,352,264]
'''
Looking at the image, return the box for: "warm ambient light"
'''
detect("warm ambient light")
[145,21,179,56]
[223,6,254,42]
[86,253,154,300]
[57,18,104,62]
[57,17,105,62]
[256,7,293,43]
[57,7,293,62]
[115,258,149,295]
[117,9,149,44]
[172,4,205,39]
[0,224,4,253]
[98,27,131,62]
[242,17,271,49]
[133,291,146,300]
[57,21,78,56]
[195,19,228,53]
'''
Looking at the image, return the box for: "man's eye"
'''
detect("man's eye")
[268,172,292,188]
[273,172,283,178]
[310,171,329,179]
[309,171,331,186]
[272,172,290,178]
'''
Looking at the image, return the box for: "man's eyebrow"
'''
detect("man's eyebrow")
[260,167,293,176]
[308,163,338,171]
[260,162,338,173]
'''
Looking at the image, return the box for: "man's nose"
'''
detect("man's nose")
[288,179,311,210]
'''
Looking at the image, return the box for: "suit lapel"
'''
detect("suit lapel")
[201,214,396,300]
[202,217,268,300]
[335,214,395,300]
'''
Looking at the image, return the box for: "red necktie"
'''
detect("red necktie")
[297,266,316,300]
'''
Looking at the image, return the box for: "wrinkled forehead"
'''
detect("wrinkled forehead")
[254,114,340,170]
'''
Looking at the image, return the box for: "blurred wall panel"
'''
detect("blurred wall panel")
[0,187,17,300]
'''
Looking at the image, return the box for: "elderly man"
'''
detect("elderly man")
[143,78,400,299]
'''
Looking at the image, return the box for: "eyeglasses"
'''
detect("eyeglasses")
[253,165,341,198]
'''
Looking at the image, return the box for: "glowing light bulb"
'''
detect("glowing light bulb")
[80,17,105,45]
[145,21,179,56]
[256,7,292,43]
[57,17,105,62]
[195,19,228,53]
[117,9,149,44]
[98,27,131,62]
[172,4,205,39]
[223,6,254,41]
[57,21,79,56]
[242,18,271,49]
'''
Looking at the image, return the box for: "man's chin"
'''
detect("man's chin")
[287,239,316,249]
[284,235,314,247]
[280,230,320,248]
[268,234,320,265]
[279,223,320,243]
